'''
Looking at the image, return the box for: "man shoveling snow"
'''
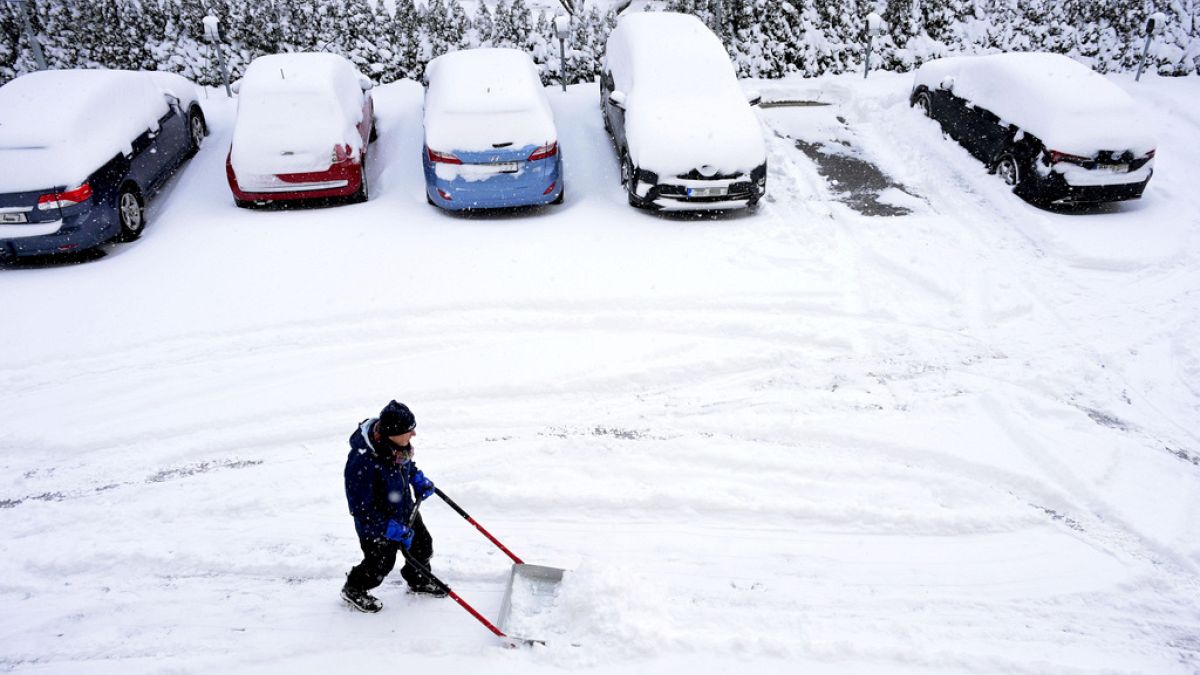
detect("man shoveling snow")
[341,400,445,613]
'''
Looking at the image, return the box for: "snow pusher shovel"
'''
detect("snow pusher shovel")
[407,488,566,646]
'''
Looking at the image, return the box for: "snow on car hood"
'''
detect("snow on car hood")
[423,48,556,152]
[230,53,367,176]
[607,12,766,177]
[624,92,766,178]
[913,53,1156,157]
[0,70,170,193]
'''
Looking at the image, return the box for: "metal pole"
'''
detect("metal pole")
[864,37,872,79]
[559,36,566,92]
[1136,31,1153,81]
[213,41,232,97]
[11,0,48,71]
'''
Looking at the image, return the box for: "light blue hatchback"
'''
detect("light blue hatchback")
[422,48,564,211]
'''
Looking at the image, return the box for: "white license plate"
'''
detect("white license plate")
[687,186,728,198]
[0,212,29,224]
[1100,164,1129,173]
[492,162,518,173]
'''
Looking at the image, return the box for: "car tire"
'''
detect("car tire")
[621,156,645,209]
[349,156,369,204]
[235,199,254,209]
[427,193,436,206]
[185,109,206,158]
[115,185,145,242]
[993,154,1020,188]
[551,186,565,205]
[915,92,933,118]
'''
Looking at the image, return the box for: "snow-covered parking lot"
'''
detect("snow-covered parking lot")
[2,71,1199,673]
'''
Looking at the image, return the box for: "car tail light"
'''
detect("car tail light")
[37,182,93,210]
[437,188,453,201]
[332,144,353,163]
[1046,150,1091,165]
[528,142,558,162]
[543,181,557,195]
[426,147,462,164]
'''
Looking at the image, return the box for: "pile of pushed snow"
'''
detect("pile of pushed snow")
[422,48,556,152]
[230,53,369,175]
[913,52,1156,156]
[605,12,766,177]
[0,70,174,192]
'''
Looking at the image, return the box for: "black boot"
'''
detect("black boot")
[407,579,448,598]
[342,584,383,613]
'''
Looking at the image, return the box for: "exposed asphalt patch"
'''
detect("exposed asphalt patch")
[1031,504,1085,532]
[1166,446,1199,466]
[1081,407,1130,431]
[793,139,917,217]
[1,458,263,509]
[760,99,833,109]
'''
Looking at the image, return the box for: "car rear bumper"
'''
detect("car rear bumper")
[227,154,362,203]
[0,209,118,257]
[1022,169,1152,205]
[425,156,562,211]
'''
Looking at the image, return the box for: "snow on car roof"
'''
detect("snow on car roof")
[0,69,170,192]
[423,48,556,152]
[231,53,369,176]
[913,52,1155,156]
[604,12,766,177]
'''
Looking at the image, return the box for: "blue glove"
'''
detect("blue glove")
[385,520,414,549]
[412,470,435,502]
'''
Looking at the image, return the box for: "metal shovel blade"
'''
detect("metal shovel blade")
[497,563,566,646]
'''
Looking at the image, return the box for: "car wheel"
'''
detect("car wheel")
[994,154,1020,188]
[915,92,933,118]
[235,199,254,209]
[115,186,145,242]
[350,155,369,204]
[621,155,645,208]
[186,110,206,157]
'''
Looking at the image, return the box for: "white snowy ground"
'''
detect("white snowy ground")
[1,70,1199,674]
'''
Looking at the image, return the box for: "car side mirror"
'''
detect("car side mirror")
[230,79,242,94]
[939,76,955,92]
[746,90,762,107]
[608,90,627,109]
[359,77,374,92]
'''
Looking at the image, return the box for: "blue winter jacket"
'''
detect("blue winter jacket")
[344,418,427,540]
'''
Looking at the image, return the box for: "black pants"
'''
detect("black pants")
[346,513,434,591]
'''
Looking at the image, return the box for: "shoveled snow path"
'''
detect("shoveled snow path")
[1,75,1198,673]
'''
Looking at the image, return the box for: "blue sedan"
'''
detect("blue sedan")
[422,49,564,211]
[0,70,206,258]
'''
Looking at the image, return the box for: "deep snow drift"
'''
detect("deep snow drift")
[1,70,1198,674]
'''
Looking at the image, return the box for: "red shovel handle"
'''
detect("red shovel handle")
[399,548,507,638]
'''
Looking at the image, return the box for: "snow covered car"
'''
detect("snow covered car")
[910,52,1155,205]
[0,69,206,258]
[601,12,767,211]
[226,53,375,207]
[422,48,563,210]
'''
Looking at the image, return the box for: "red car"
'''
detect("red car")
[226,53,376,207]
